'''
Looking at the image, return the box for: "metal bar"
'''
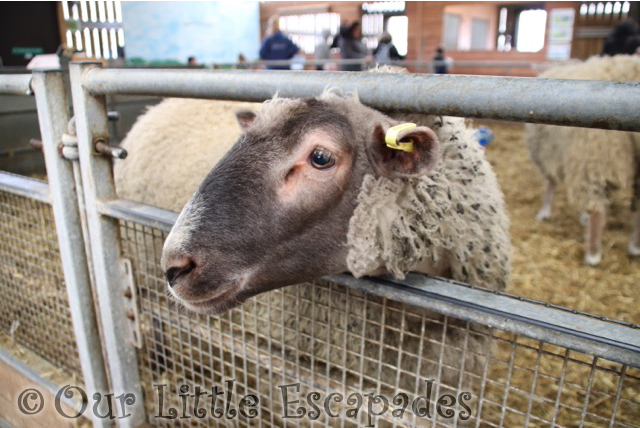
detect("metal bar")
[81,67,640,131]
[69,61,145,426]
[0,347,82,411]
[550,348,571,427]
[0,73,32,95]
[326,274,640,367]
[97,198,178,232]
[0,171,49,203]
[523,341,544,428]
[499,338,519,427]
[31,69,111,428]
[608,365,627,428]
[578,356,599,428]
[222,59,541,68]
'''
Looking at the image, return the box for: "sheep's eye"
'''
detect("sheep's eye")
[310,148,335,169]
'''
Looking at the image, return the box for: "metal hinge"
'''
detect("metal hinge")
[122,258,143,349]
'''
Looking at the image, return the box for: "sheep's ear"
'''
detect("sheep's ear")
[235,109,257,130]
[368,124,439,177]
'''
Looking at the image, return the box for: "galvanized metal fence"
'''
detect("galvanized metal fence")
[0,71,109,427]
[0,173,80,375]
[111,205,640,427]
[0,65,639,428]
[211,59,544,76]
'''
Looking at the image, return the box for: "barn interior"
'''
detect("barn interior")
[0,1,639,427]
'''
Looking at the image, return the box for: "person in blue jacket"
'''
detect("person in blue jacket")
[259,17,300,70]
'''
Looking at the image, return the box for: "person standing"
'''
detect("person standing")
[433,46,449,74]
[315,29,332,70]
[235,53,249,69]
[334,21,368,71]
[373,32,404,64]
[259,17,300,70]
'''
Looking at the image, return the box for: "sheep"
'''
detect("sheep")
[114,97,262,210]
[115,85,510,424]
[524,55,640,265]
[161,91,510,301]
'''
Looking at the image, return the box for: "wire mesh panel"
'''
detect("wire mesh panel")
[118,219,639,427]
[0,186,83,379]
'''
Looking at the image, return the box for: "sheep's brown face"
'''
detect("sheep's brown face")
[161,97,438,314]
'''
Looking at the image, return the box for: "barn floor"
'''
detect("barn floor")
[481,120,640,325]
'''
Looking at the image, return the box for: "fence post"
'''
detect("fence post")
[69,62,146,426]
[31,69,112,427]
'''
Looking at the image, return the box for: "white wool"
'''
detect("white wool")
[115,97,262,212]
[526,55,640,212]
[348,115,511,290]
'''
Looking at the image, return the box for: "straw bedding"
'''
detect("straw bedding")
[480,120,640,427]
[483,120,639,324]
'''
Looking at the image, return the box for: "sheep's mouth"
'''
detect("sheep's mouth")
[172,281,243,315]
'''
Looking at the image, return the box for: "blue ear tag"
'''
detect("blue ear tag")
[385,123,417,152]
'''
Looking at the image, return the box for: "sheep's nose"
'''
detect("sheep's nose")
[164,257,196,287]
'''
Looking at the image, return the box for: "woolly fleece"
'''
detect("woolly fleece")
[525,55,640,211]
[115,97,262,211]
[347,115,511,290]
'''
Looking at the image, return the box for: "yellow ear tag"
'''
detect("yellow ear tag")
[385,123,417,152]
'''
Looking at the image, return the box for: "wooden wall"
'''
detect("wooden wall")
[406,1,580,77]
[259,1,633,76]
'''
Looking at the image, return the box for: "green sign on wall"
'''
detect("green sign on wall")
[12,47,45,56]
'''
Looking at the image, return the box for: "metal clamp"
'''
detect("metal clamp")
[60,117,79,160]
[60,116,127,160]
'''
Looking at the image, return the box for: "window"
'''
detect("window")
[361,2,408,56]
[471,18,490,50]
[495,3,546,52]
[442,3,498,51]
[443,13,461,50]
[497,7,509,50]
[362,13,385,51]
[578,1,631,21]
[387,16,408,56]
[362,1,405,14]
[440,3,549,52]
[61,0,126,60]
[515,9,547,52]
[279,13,340,54]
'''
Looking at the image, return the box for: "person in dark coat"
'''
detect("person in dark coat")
[333,21,368,71]
[433,46,448,74]
[373,32,404,63]
[259,17,300,70]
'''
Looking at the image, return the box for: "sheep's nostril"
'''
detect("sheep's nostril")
[165,259,196,287]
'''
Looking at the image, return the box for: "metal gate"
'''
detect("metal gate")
[0,66,639,427]
[0,72,109,427]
